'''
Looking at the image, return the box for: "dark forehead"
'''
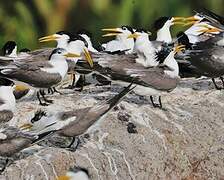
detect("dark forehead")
[154,17,172,30]
[121,25,134,33]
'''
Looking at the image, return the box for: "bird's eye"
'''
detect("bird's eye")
[58,51,62,54]
[122,27,127,30]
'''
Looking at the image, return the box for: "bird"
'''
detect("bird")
[20,83,135,148]
[127,29,159,67]
[39,32,94,89]
[177,10,224,89]
[57,166,90,180]
[154,16,185,43]
[2,41,17,57]
[76,43,184,108]
[101,26,135,54]
[0,78,16,124]
[0,48,84,106]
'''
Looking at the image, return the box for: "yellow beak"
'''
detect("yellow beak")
[182,16,201,26]
[39,35,58,42]
[64,53,81,58]
[127,33,140,39]
[20,123,33,130]
[83,48,94,68]
[174,45,186,53]
[172,17,187,25]
[14,85,29,91]
[197,25,222,34]
[57,175,70,180]
[102,28,122,37]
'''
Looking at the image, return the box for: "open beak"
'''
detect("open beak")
[172,17,186,25]
[39,34,58,42]
[20,123,33,130]
[127,33,140,39]
[182,16,201,26]
[174,45,186,53]
[197,25,223,34]
[102,28,122,37]
[64,53,81,58]
[83,48,94,68]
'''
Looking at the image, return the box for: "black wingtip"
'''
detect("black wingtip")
[107,82,136,110]
[31,130,57,145]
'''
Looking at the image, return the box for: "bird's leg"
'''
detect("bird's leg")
[48,88,54,94]
[75,75,85,92]
[212,78,222,90]
[39,90,53,104]
[158,96,163,109]
[70,73,76,89]
[53,87,62,95]
[220,77,224,88]
[150,95,163,109]
[37,91,48,106]
[67,137,81,151]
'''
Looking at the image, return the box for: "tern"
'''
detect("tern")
[101,26,135,54]
[0,78,15,124]
[20,83,135,148]
[0,48,84,105]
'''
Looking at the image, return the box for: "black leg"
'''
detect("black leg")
[37,91,48,106]
[48,88,54,94]
[53,87,62,94]
[67,137,80,150]
[75,75,84,92]
[150,96,157,107]
[158,96,163,109]
[150,95,163,109]
[212,78,222,90]
[220,77,224,88]
[39,90,53,104]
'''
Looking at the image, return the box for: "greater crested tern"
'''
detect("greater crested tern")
[76,45,184,108]
[20,83,135,148]
[0,48,83,105]
[102,25,135,54]
[2,41,17,57]
[177,10,224,89]
[154,16,185,43]
[39,32,94,89]
[0,78,15,124]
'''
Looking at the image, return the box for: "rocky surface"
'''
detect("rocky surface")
[0,77,224,180]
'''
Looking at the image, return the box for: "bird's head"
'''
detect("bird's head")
[127,28,151,41]
[39,31,71,47]
[2,41,17,57]
[102,25,134,39]
[57,166,90,180]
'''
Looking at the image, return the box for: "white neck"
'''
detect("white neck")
[156,26,172,43]
[135,37,158,67]
[0,86,16,112]
[163,52,179,78]
[81,34,98,52]
[57,40,68,49]
[117,35,135,53]
[42,57,68,79]
[8,47,17,57]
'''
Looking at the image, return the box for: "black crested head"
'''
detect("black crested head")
[2,41,17,56]
[69,166,89,177]
[19,48,31,53]
[31,110,47,123]
[0,78,14,86]
[69,34,89,47]
[121,25,134,34]
[48,48,66,60]
[154,17,172,31]
[56,31,72,36]
[177,31,192,50]
[156,45,172,64]
[135,28,148,33]
[77,29,92,39]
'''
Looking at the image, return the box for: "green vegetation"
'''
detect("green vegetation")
[0,0,223,49]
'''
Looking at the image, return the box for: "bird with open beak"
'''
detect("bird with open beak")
[101,25,135,54]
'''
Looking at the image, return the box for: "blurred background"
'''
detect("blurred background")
[0,0,223,50]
